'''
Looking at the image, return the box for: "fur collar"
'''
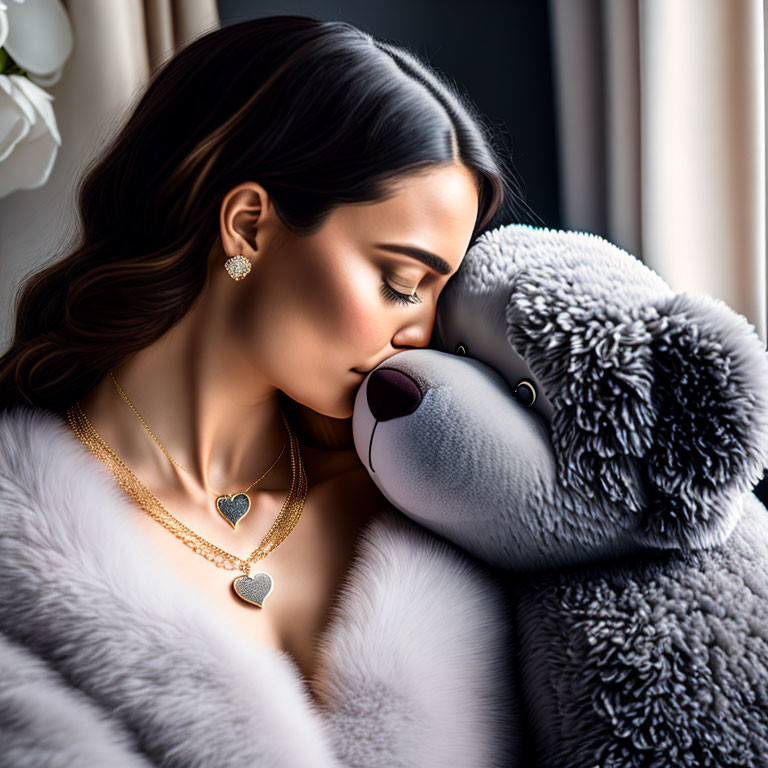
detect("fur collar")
[0,406,524,767]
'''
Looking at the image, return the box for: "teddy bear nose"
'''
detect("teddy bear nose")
[366,368,423,422]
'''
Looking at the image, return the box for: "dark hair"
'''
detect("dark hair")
[0,14,532,415]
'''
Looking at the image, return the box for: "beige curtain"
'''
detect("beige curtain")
[549,0,767,346]
[0,0,219,352]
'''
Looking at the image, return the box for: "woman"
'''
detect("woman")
[0,15,529,767]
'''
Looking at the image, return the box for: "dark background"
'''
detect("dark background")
[217,1,768,508]
[217,0,560,229]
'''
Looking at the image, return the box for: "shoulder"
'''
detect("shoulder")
[0,406,77,517]
[0,404,145,576]
[359,495,513,614]
[303,448,516,670]
[313,480,523,767]
[0,405,96,517]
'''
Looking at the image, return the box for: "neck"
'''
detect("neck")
[78,301,292,499]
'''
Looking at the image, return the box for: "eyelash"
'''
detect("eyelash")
[380,279,422,306]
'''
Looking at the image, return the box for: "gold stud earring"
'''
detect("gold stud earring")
[224,253,252,281]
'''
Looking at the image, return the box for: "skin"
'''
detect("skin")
[77,161,479,693]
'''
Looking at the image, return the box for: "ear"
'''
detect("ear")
[638,291,768,547]
[507,276,768,551]
[506,273,658,521]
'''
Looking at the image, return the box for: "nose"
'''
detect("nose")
[366,368,423,421]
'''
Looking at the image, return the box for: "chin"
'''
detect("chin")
[279,388,354,424]
[317,399,355,422]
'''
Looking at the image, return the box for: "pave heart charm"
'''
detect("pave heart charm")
[216,493,251,530]
[232,572,274,607]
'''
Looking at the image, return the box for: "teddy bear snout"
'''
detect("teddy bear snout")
[366,368,424,422]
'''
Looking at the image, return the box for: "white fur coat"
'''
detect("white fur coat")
[0,405,525,767]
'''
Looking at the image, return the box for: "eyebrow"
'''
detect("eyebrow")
[374,243,453,275]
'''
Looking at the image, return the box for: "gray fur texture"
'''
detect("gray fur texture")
[0,405,523,767]
[352,223,768,766]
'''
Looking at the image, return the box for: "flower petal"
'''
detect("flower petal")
[0,119,58,197]
[0,73,60,199]
[0,5,9,51]
[3,0,73,78]
[11,73,60,144]
[0,74,31,162]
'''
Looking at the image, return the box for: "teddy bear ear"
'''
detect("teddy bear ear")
[501,223,768,552]
[638,291,768,548]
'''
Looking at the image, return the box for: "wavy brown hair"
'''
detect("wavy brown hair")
[0,14,532,418]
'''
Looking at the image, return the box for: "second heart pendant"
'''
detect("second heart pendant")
[233,572,274,607]
[216,493,251,530]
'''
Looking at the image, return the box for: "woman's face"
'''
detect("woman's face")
[218,163,480,419]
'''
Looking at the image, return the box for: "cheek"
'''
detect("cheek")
[302,249,388,353]
[229,245,390,391]
[334,268,391,357]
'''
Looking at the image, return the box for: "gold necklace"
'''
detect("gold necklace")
[109,370,286,531]
[66,400,309,608]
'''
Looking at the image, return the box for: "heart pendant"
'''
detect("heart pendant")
[232,572,274,607]
[216,493,251,530]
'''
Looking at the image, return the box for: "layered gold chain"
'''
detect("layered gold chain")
[66,400,309,578]
[108,370,286,496]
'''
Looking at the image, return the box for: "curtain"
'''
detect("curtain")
[548,0,767,347]
[0,0,219,352]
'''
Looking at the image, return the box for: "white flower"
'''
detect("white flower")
[0,0,70,197]
[1,0,72,88]
[0,2,21,51]
[0,5,7,52]
[0,72,60,198]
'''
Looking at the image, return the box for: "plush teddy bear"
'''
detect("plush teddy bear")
[352,222,768,767]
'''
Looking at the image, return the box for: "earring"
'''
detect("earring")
[224,253,252,281]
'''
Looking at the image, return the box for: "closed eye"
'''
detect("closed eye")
[380,279,422,306]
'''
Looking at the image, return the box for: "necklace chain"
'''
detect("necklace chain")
[66,400,309,578]
[108,370,286,497]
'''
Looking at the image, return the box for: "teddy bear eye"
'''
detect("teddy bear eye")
[455,344,468,356]
[514,380,537,407]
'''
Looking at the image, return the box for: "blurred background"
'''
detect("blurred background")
[1,0,767,499]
